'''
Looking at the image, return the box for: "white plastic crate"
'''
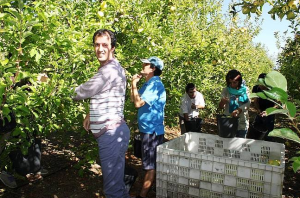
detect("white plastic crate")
[156,132,285,198]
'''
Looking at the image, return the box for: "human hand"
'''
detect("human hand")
[260,111,267,117]
[83,114,90,131]
[191,103,196,109]
[221,97,229,103]
[231,108,241,117]
[131,74,142,86]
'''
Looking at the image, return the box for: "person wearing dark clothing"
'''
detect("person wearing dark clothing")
[252,73,276,141]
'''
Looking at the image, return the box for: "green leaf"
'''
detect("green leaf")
[263,87,288,102]
[266,107,288,116]
[0,58,9,66]
[278,12,285,20]
[21,145,28,155]
[269,128,300,144]
[35,52,41,63]
[30,48,37,58]
[0,0,10,6]
[5,8,22,21]
[15,71,30,82]
[78,169,84,177]
[38,124,43,132]
[249,93,259,98]
[88,160,95,164]
[256,92,267,99]
[0,82,6,96]
[23,31,33,39]
[291,157,300,173]
[31,111,39,119]
[16,105,30,114]
[265,71,287,91]
[290,156,300,162]
[25,21,40,28]
[38,12,47,21]
[0,13,8,18]
[12,127,21,136]
[33,23,43,27]
[55,98,61,106]
[286,101,296,117]
[2,105,10,116]
[18,0,24,10]
[257,78,267,86]
[53,124,60,129]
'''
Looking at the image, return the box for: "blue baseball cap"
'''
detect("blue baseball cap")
[141,56,164,70]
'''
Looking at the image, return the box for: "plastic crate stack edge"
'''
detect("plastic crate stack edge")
[156,132,285,198]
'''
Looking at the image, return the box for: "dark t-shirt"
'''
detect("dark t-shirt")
[252,85,275,111]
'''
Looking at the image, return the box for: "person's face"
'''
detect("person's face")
[228,79,239,89]
[94,34,114,66]
[140,63,155,77]
[187,88,196,99]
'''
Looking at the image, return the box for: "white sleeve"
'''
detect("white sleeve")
[195,92,205,107]
[180,95,189,114]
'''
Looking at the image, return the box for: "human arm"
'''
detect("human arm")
[219,98,229,109]
[131,74,145,108]
[253,98,261,113]
[183,113,189,121]
[231,108,242,117]
[193,92,205,109]
[253,98,268,117]
[191,103,205,109]
[252,85,264,115]
[73,71,108,100]
[219,88,229,109]
[83,113,90,131]
[180,95,190,121]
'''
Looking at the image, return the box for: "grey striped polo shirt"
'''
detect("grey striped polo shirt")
[73,58,126,138]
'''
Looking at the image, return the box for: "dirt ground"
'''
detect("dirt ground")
[0,111,300,198]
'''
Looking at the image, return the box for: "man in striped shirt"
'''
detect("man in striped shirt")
[73,29,130,198]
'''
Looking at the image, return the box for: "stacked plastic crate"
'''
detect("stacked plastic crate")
[156,132,285,198]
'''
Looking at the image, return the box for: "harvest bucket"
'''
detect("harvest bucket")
[247,123,268,140]
[247,116,269,140]
[217,115,239,138]
[184,118,202,133]
[9,139,42,176]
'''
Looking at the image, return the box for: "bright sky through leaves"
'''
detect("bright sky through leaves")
[222,0,292,62]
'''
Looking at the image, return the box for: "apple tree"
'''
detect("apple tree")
[0,0,275,171]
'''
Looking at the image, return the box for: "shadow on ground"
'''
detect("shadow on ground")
[1,109,300,198]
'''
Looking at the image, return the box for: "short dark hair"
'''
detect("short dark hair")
[226,69,243,88]
[258,73,266,79]
[150,64,162,76]
[185,83,195,93]
[93,29,116,48]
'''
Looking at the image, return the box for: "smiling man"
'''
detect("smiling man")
[73,29,130,198]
